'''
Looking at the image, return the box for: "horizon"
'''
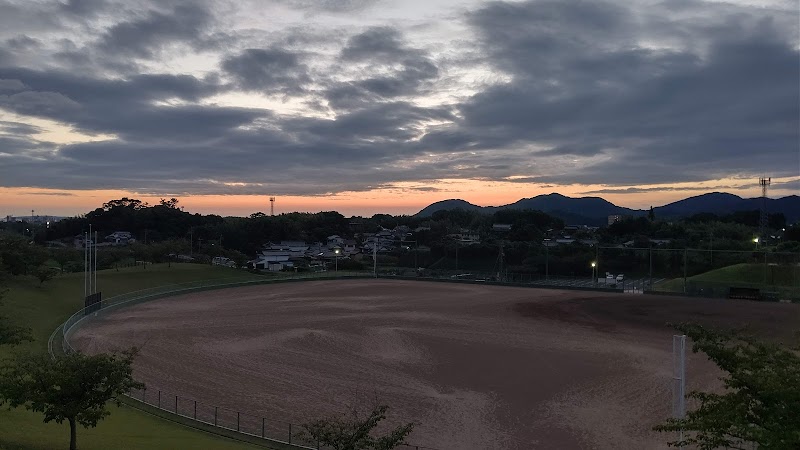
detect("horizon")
[0,0,798,219]
[3,187,797,219]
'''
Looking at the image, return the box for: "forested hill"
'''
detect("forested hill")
[415,192,800,224]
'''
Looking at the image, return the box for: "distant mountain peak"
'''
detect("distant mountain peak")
[414,192,800,223]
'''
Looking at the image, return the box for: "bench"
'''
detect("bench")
[728,287,761,301]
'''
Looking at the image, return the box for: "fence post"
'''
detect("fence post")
[683,248,688,293]
[214,407,218,426]
[288,423,292,443]
[158,390,161,408]
[194,400,197,420]
[142,387,146,402]
[649,246,653,290]
[262,418,265,438]
[237,412,240,431]
[175,395,178,414]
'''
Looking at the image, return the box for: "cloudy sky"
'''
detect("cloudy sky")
[0,0,798,217]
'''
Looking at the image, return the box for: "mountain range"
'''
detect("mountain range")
[415,193,800,225]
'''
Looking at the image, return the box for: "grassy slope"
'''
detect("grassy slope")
[656,263,800,292]
[0,263,265,450]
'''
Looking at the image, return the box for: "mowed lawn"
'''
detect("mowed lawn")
[655,262,800,295]
[0,263,266,450]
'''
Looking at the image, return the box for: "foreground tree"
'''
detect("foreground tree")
[655,324,800,449]
[32,265,57,285]
[0,279,32,346]
[0,349,143,450]
[299,404,415,450]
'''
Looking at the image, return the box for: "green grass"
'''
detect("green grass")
[1,263,266,450]
[689,263,799,286]
[655,263,800,298]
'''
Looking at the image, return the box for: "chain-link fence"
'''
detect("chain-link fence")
[50,270,439,450]
[47,256,798,450]
[593,247,800,301]
[379,247,800,301]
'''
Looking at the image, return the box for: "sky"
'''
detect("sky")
[0,0,798,218]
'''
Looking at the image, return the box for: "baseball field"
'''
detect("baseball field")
[69,279,800,449]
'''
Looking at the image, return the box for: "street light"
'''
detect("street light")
[334,248,341,272]
[591,261,597,285]
[753,237,759,249]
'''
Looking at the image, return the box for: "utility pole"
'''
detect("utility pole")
[649,246,653,290]
[709,231,713,266]
[455,240,459,271]
[545,243,549,281]
[373,243,377,277]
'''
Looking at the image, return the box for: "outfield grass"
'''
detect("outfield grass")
[0,263,267,450]
[655,263,800,296]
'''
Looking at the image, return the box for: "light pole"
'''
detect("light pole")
[545,243,549,281]
[591,261,596,286]
[753,237,759,249]
[334,248,340,272]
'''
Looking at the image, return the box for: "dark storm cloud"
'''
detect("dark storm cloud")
[0,79,27,92]
[0,135,44,155]
[6,35,41,52]
[97,3,212,59]
[582,185,745,195]
[0,120,41,136]
[774,179,800,192]
[0,1,61,34]
[222,48,311,93]
[324,27,440,109]
[454,0,799,185]
[0,0,797,198]
[283,101,455,144]
[0,91,81,117]
[59,0,110,17]
[0,67,266,145]
[340,27,407,62]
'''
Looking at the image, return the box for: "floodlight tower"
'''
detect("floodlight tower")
[759,177,770,242]
[269,196,276,216]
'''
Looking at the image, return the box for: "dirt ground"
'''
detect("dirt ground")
[71,280,800,450]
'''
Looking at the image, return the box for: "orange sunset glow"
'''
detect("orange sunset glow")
[2,175,797,218]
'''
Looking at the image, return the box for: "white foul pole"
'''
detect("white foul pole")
[83,230,88,300]
[672,334,687,446]
[373,244,377,278]
[93,230,98,294]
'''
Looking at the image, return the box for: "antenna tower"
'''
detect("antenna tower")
[759,177,770,241]
[269,196,276,216]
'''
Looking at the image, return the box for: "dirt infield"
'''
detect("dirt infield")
[71,280,800,449]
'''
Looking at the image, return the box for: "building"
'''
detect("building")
[105,231,134,245]
[250,251,294,271]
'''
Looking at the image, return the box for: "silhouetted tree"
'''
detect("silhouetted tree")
[655,324,800,449]
[0,277,32,346]
[299,404,415,450]
[0,349,144,450]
